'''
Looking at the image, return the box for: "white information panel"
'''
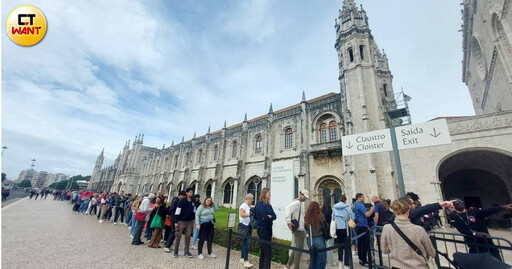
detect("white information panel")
[396,119,452,150]
[341,128,393,156]
[270,160,294,241]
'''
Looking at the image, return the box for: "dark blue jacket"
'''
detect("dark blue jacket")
[175,197,195,222]
[255,200,276,229]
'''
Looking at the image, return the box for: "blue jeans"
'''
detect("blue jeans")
[114,207,124,223]
[192,224,199,245]
[240,224,252,261]
[125,210,132,226]
[308,236,327,269]
[130,214,137,236]
[146,227,153,242]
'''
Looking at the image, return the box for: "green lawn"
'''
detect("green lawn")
[215,206,240,228]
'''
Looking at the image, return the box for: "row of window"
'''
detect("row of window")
[340,45,365,66]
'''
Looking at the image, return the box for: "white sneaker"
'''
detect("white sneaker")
[208,253,217,258]
[191,244,197,250]
[130,235,134,239]
[128,226,132,230]
[99,220,104,223]
[352,250,357,256]
[240,259,245,264]
[164,248,171,253]
[244,261,254,267]
[198,254,205,260]
[113,222,117,225]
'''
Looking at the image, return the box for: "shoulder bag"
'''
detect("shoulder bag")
[135,211,146,222]
[391,222,437,269]
[347,208,356,229]
[291,201,301,232]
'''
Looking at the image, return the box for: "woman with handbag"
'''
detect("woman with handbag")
[195,196,218,259]
[381,199,437,269]
[130,195,141,238]
[238,193,254,268]
[148,197,166,248]
[305,201,328,269]
[132,193,155,245]
[333,195,352,269]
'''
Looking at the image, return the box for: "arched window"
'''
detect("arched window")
[206,183,212,198]
[184,152,189,167]
[223,183,233,204]
[383,84,388,97]
[255,135,262,154]
[359,45,365,60]
[329,121,338,141]
[285,128,293,149]
[190,183,196,194]
[247,180,262,205]
[212,145,219,161]
[348,48,354,62]
[320,123,328,143]
[173,155,178,169]
[197,149,203,165]
[232,141,238,158]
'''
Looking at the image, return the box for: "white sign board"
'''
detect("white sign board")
[227,212,236,228]
[396,119,451,150]
[270,160,294,241]
[341,128,393,156]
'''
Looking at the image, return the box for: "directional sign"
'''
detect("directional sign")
[341,128,393,156]
[395,119,451,150]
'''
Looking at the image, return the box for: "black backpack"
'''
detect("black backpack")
[250,207,258,229]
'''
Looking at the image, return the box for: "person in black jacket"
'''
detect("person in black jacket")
[164,191,186,252]
[174,188,195,258]
[448,198,512,261]
[401,196,454,231]
[255,187,276,269]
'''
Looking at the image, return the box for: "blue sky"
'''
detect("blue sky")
[1,0,474,179]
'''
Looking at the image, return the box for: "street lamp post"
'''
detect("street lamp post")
[383,89,412,197]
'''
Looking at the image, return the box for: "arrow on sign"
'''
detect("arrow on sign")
[429,128,441,138]
[346,141,354,149]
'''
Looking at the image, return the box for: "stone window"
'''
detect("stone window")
[320,123,328,143]
[223,182,233,204]
[348,47,354,62]
[206,183,212,198]
[329,121,338,141]
[383,84,388,97]
[173,155,178,169]
[212,145,219,161]
[359,45,365,60]
[232,141,238,158]
[184,152,190,168]
[294,177,299,198]
[285,128,293,149]
[247,180,262,205]
[255,135,262,154]
[197,149,203,165]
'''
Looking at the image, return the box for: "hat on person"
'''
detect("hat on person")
[300,189,310,199]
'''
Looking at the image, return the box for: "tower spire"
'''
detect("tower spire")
[269,103,273,114]
[302,91,306,102]
[244,113,248,122]
[223,120,227,129]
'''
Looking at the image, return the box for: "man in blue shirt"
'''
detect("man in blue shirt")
[353,193,374,267]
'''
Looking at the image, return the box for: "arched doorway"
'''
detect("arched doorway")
[438,149,512,228]
[246,176,262,205]
[315,176,344,207]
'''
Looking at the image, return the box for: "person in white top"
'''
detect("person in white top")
[239,193,254,268]
[284,189,309,269]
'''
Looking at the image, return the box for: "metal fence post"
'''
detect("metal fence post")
[367,231,373,269]
[310,245,316,269]
[225,228,232,269]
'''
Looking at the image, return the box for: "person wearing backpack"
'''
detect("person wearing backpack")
[238,193,254,268]
[164,191,186,253]
[284,189,309,269]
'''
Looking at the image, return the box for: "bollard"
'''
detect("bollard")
[225,228,232,269]
[367,231,373,269]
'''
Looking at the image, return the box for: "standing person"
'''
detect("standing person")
[284,190,309,269]
[113,191,126,225]
[305,201,327,269]
[448,198,512,261]
[239,194,254,268]
[174,188,195,258]
[162,196,172,242]
[99,194,110,223]
[164,191,186,253]
[405,193,455,232]
[195,196,218,259]
[333,195,351,269]
[124,194,132,226]
[106,192,116,221]
[353,193,374,267]
[381,199,436,269]
[88,194,98,216]
[148,197,166,248]
[322,199,335,266]
[255,188,276,269]
[130,194,142,238]
[132,193,155,245]
[191,194,201,250]
[371,195,389,226]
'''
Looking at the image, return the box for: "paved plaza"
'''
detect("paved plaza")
[1,198,276,269]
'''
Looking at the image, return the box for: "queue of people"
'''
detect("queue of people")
[44,186,511,269]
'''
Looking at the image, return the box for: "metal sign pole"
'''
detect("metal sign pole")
[390,126,405,197]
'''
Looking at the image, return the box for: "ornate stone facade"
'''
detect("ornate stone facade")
[462,0,512,114]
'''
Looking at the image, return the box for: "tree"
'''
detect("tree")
[18,179,32,188]
[2,173,6,182]
[54,179,79,190]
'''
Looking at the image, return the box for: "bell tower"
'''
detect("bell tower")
[335,0,397,199]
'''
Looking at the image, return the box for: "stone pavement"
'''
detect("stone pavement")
[2,197,278,269]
